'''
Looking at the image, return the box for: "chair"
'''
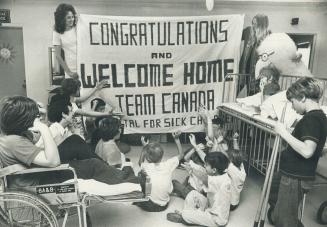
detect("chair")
[0,163,150,227]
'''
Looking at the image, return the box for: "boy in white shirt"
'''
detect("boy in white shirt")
[133,132,184,212]
[167,152,232,227]
[226,148,246,210]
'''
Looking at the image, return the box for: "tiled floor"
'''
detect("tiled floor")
[65,143,327,227]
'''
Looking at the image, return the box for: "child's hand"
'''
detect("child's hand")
[172,131,181,140]
[196,143,205,151]
[205,136,214,147]
[68,71,79,79]
[141,136,149,147]
[96,80,109,90]
[233,132,239,140]
[181,162,193,175]
[189,134,197,147]
[274,122,287,137]
[198,104,206,119]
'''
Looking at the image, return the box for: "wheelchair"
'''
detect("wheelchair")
[0,163,150,227]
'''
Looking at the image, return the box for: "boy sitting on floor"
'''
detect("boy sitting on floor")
[133,132,184,212]
[167,152,232,227]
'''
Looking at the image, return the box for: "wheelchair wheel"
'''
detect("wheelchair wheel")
[0,191,59,227]
[317,201,327,225]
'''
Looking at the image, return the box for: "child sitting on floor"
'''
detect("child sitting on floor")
[167,152,232,227]
[184,108,228,165]
[172,134,208,199]
[191,132,247,211]
[226,147,247,211]
[133,132,184,212]
[95,116,127,169]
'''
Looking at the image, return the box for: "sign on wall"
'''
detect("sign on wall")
[77,14,244,133]
[0,9,11,23]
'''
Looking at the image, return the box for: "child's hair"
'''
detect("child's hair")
[91,98,106,111]
[0,96,39,135]
[259,64,280,84]
[263,82,280,96]
[47,100,71,123]
[227,149,243,168]
[145,143,164,163]
[204,152,230,175]
[61,78,81,96]
[286,77,323,102]
[212,116,224,126]
[98,116,121,141]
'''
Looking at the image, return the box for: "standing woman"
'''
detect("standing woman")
[53,4,78,79]
[239,14,271,95]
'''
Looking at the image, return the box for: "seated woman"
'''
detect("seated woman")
[0,96,139,187]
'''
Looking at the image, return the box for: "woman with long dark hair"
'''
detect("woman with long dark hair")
[239,14,271,95]
[53,3,78,79]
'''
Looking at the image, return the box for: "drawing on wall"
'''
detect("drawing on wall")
[0,43,16,64]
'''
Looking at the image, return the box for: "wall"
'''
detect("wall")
[0,0,326,104]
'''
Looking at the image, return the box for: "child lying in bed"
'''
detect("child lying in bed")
[236,64,281,108]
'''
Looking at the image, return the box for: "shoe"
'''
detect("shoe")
[267,206,275,225]
[167,212,183,223]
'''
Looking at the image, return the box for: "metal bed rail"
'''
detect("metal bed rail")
[222,73,327,105]
[217,104,279,175]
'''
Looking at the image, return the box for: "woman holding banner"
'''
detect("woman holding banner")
[53,3,78,79]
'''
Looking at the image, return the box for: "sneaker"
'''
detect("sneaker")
[167,212,184,223]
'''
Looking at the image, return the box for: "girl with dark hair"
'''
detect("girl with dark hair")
[95,117,126,168]
[53,3,78,79]
[0,96,60,187]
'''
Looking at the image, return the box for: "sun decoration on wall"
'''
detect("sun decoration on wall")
[0,43,16,64]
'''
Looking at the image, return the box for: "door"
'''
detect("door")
[288,33,316,72]
[0,26,26,98]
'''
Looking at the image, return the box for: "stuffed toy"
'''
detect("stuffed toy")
[255,33,312,79]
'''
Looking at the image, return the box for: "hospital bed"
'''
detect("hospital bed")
[0,163,150,227]
[219,73,327,224]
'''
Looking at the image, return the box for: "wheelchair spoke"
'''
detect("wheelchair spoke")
[0,192,58,227]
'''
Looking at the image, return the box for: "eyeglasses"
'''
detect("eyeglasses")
[258,51,275,62]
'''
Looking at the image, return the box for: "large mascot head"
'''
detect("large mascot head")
[255,33,312,79]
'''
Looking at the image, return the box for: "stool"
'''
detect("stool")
[300,181,312,221]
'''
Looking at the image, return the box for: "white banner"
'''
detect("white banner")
[77,14,244,134]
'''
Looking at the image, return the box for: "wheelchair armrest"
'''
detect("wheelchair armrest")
[0,164,77,180]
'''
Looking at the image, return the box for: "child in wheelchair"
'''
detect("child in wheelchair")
[0,96,140,188]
